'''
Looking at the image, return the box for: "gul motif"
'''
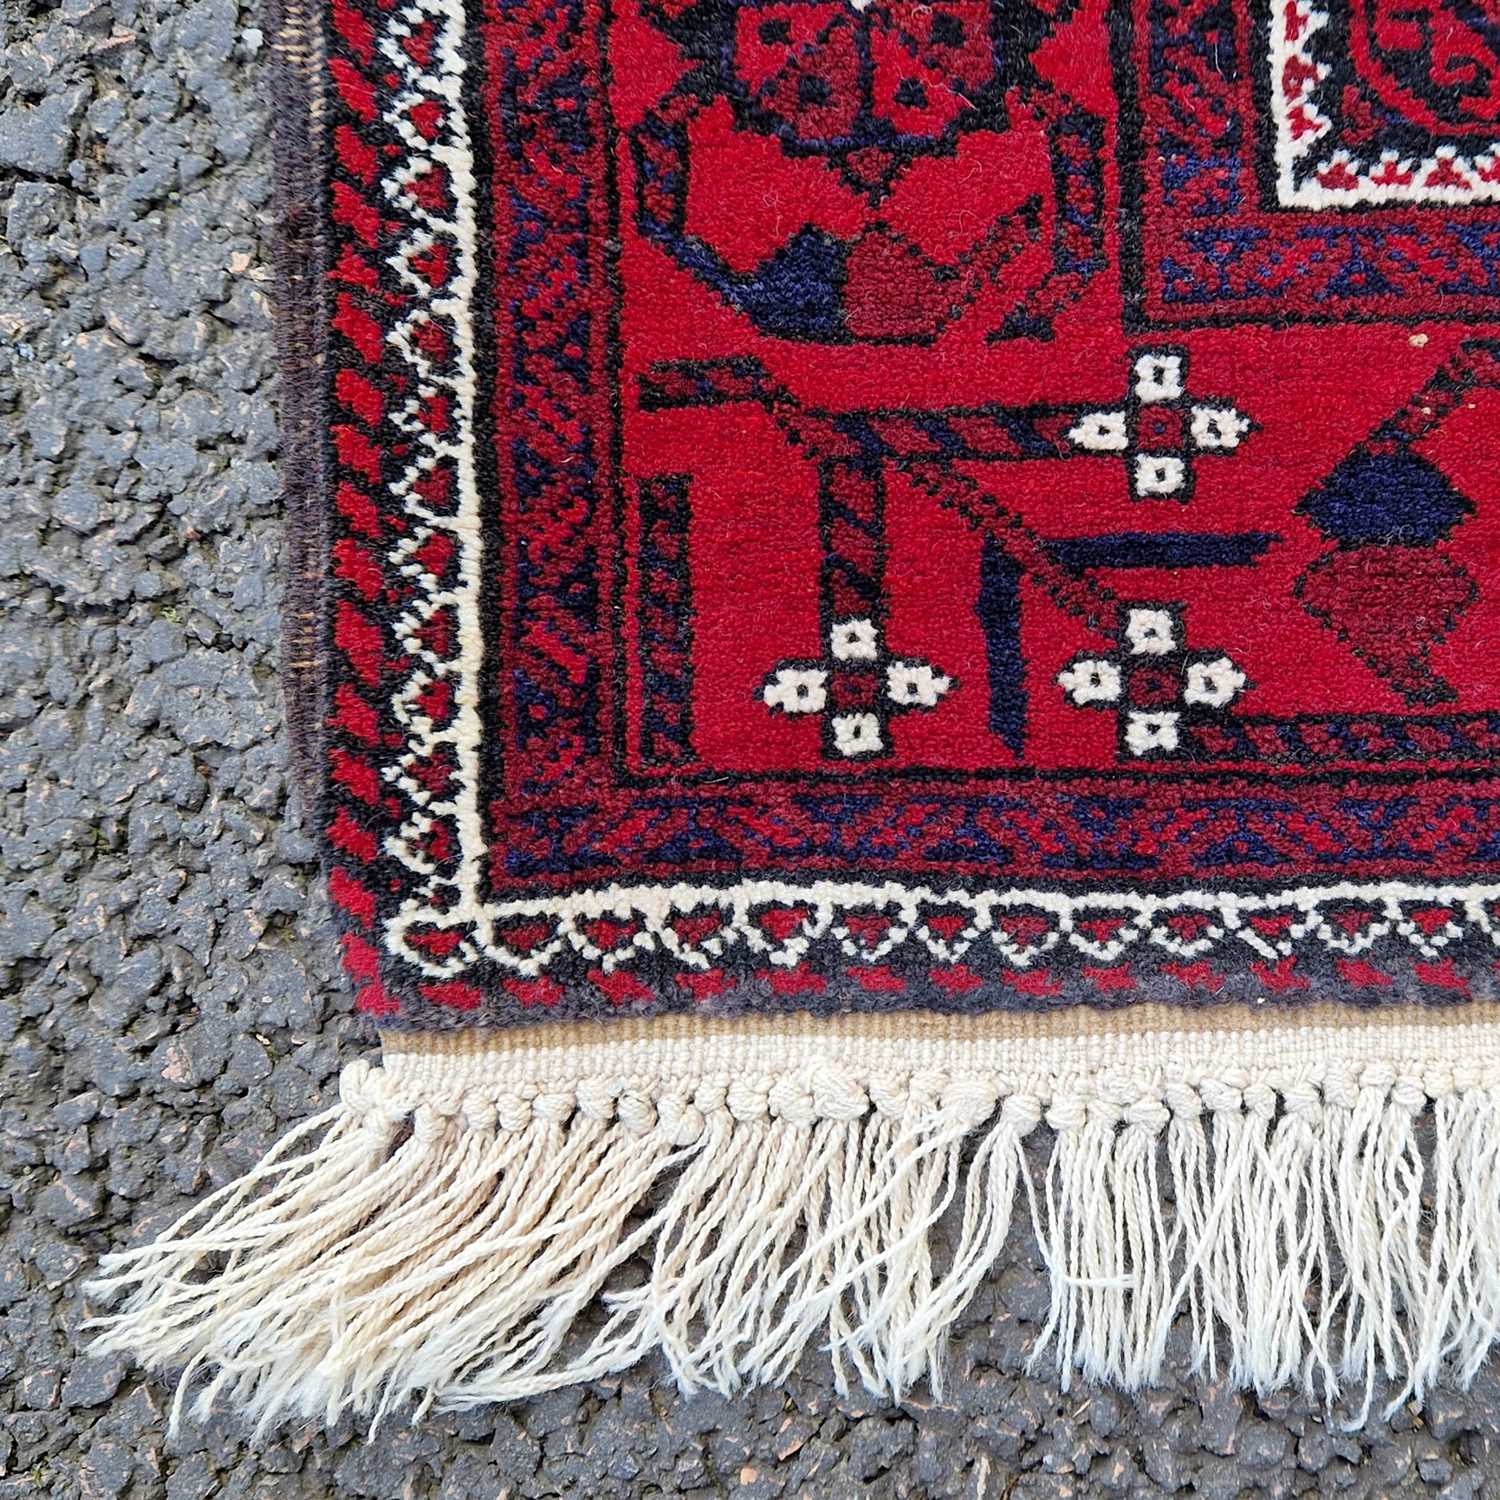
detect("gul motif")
[632,0,1106,341]
[1272,0,1500,205]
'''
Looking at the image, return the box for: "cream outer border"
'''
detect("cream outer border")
[381,1003,1500,1099]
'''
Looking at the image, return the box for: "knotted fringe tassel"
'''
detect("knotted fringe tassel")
[87,1053,1500,1434]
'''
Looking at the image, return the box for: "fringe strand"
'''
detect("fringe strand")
[86,1056,1500,1432]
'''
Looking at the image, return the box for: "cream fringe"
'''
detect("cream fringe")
[87,1047,1500,1434]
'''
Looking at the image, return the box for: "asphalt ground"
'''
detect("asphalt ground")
[3,3,1500,1494]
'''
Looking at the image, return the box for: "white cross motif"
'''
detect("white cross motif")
[1067,348,1253,502]
[1057,604,1249,759]
[762,616,953,759]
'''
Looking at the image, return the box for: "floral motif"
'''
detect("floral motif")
[762,619,953,758]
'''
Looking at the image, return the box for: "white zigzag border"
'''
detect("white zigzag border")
[377,0,489,941]
[385,878,1500,980]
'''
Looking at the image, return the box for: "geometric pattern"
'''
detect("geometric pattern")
[1117,0,1500,325]
[1057,603,1248,759]
[387,877,1500,1006]
[1269,0,1500,207]
[631,0,1109,342]
[319,0,1500,1023]
[1293,340,1496,703]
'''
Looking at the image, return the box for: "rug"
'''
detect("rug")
[91,0,1500,1430]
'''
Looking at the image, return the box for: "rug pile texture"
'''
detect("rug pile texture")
[90,0,1500,1430]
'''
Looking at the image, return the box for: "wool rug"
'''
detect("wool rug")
[92,0,1500,1431]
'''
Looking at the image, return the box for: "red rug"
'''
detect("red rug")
[304,0,1500,1018]
[89,0,1500,1430]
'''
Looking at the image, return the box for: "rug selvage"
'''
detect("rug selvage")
[268,0,331,824]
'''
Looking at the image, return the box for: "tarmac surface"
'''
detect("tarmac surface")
[3,2,1500,1494]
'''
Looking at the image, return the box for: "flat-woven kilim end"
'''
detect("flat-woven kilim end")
[92,0,1500,1430]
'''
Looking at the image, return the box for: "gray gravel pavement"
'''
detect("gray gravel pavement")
[5,3,1500,1495]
